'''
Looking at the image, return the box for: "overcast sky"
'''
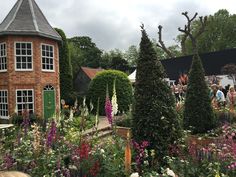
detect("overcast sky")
[1,0,236,51]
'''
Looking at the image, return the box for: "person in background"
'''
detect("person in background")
[210,84,226,109]
[219,85,227,98]
[174,84,180,103]
[226,86,236,111]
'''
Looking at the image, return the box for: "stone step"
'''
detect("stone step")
[83,126,113,140]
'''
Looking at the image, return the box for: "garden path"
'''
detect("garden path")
[83,116,111,138]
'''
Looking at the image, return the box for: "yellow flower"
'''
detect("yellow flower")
[215,172,220,177]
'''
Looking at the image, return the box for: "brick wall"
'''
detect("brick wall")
[0,35,60,119]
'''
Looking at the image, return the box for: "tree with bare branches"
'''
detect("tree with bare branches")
[156,11,207,57]
[178,12,207,55]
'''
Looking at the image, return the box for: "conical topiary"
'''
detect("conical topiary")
[183,54,216,134]
[132,26,182,164]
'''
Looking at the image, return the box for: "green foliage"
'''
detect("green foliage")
[115,112,133,127]
[181,9,236,54]
[132,27,182,165]
[183,54,216,133]
[87,70,132,115]
[123,45,139,66]
[101,49,132,73]
[98,137,126,177]
[68,36,102,76]
[55,28,73,102]
[152,39,182,59]
[110,55,130,73]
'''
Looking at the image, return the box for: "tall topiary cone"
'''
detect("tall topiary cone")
[132,26,182,164]
[184,54,215,134]
[55,28,73,102]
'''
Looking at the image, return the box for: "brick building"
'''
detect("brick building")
[74,67,103,95]
[0,0,61,120]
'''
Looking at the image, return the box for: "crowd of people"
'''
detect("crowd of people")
[170,84,187,103]
[210,84,236,111]
[170,82,236,111]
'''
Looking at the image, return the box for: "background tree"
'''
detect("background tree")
[156,12,206,58]
[132,25,182,165]
[100,52,112,69]
[183,55,216,133]
[178,13,216,134]
[87,70,132,115]
[222,63,236,85]
[180,9,236,54]
[68,36,102,76]
[101,49,132,73]
[55,28,73,102]
[123,45,139,66]
[152,39,181,60]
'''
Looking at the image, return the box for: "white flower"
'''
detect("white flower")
[100,149,105,154]
[130,172,139,177]
[166,168,176,177]
[112,79,118,116]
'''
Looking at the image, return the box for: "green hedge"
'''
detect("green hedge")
[87,70,133,115]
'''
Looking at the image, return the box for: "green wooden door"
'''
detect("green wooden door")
[43,90,55,119]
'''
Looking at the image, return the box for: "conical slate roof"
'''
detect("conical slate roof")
[0,0,61,41]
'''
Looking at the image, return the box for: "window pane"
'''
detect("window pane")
[27,43,31,49]
[27,50,31,55]
[17,97,22,102]
[16,49,20,55]
[16,43,20,48]
[28,90,32,96]
[27,63,32,69]
[27,57,32,63]
[22,49,26,55]
[28,104,33,109]
[22,63,26,69]
[22,57,26,63]
[22,43,26,48]
[16,63,21,69]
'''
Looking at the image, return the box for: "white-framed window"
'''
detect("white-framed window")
[0,90,8,118]
[0,43,7,72]
[41,44,54,71]
[15,42,33,71]
[16,89,34,115]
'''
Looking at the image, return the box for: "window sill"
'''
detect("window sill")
[0,70,7,73]
[42,70,55,73]
[0,116,9,120]
[15,69,33,72]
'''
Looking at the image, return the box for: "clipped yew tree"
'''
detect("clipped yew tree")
[55,28,73,102]
[87,70,132,115]
[132,26,182,164]
[183,54,215,134]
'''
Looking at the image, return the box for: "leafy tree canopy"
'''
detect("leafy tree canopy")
[179,9,236,54]
[68,36,102,76]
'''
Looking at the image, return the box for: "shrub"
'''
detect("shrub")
[55,28,73,103]
[183,54,216,134]
[87,70,133,115]
[132,26,182,166]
